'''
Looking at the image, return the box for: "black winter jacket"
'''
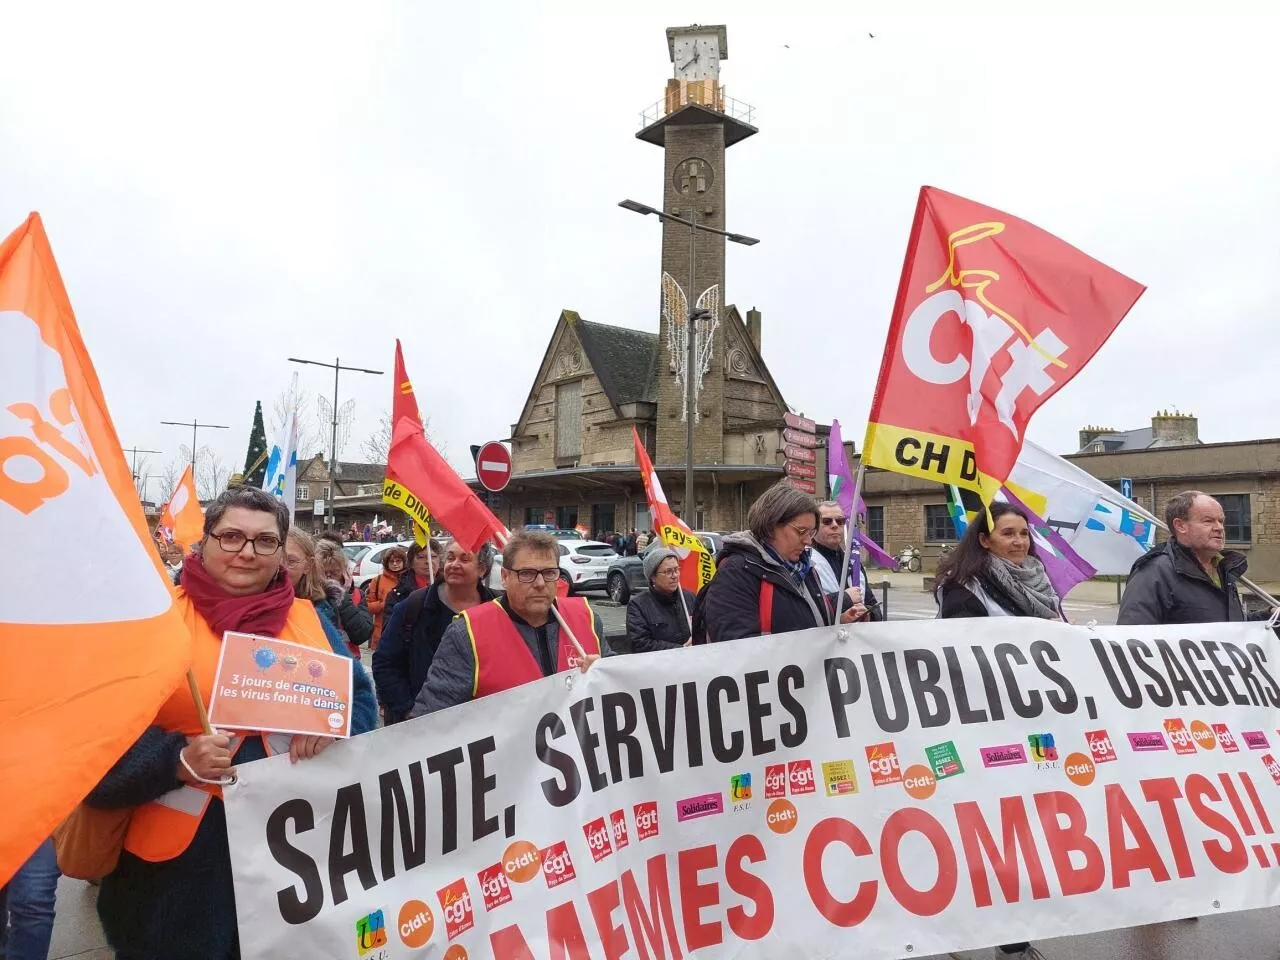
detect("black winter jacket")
[626,587,696,653]
[811,541,885,622]
[332,581,374,647]
[693,532,837,644]
[1118,540,1248,625]
[373,581,498,721]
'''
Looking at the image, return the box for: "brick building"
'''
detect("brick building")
[477,24,813,536]
[859,412,1280,582]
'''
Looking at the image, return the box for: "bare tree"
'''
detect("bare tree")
[361,410,444,464]
[170,445,231,501]
[133,455,152,502]
[271,385,325,461]
[156,456,184,505]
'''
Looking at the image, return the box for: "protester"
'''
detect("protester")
[284,529,378,735]
[636,529,651,551]
[374,540,498,723]
[809,500,883,622]
[1118,490,1252,624]
[0,837,59,960]
[316,538,374,655]
[693,481,865,644]
[383,541,436,616]
[624,530,638,556]
[411,530,607,716]
[317,530,346,551]
[84,488,370,960]
[365,545,407,649]
[625,547,696,652]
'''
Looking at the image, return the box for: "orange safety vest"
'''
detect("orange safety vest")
[461,598,600,700]
[123,591,334,864]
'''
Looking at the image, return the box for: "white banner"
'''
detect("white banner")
[226,619,1280,959]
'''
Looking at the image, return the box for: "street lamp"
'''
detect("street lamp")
[619,198,759,521]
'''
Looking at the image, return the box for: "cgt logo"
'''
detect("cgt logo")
[356,909,389,957]
[435,880,474,941]
[1213,723,1240,753]
[1027,733,1058,764]
[540,841,577,889]
[766,799,798,834]
[1086,729,1118,764]
[788,760,817,795]
[865,741,903,786]
[1163,719,1196,756]
[501,840,541,883]
[1264,754,1280,786]
[582,817,614,863]
[609,809,630,850]
[633,802,660,841]
[477,863,512,912]
[764,764,787,798]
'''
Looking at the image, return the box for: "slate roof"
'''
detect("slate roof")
[570,315,659,407]
[1079,427,1200,453]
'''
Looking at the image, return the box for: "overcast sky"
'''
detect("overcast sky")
[3,4,1277,498]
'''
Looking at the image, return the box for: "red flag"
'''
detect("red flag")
[864,186,1144,508]
[632,428,715,594]
[385,341,507,552]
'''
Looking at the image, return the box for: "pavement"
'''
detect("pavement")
[42,575,1272,958]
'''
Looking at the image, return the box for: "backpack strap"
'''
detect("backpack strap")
[759,581,774,635]
[402,587,431,640]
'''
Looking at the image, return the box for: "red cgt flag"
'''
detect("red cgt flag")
[385,341,507,553]
[864,186,1145,507]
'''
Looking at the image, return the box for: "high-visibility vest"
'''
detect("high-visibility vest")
[122,592,334,864]
[461,598,600,700]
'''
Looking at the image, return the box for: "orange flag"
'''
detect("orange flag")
[0,214,191,882]
[631,428,715,594]
[157,463,204,551]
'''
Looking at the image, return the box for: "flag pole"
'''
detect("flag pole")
[834,463,866,623]
[186,669,214,736]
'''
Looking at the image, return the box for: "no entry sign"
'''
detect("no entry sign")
[476,441,512,492]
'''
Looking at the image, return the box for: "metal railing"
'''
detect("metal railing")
[639,91,756,130]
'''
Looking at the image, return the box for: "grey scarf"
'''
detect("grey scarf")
[983,554,1060,619]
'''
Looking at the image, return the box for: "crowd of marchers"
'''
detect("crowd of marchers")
[2,482,1267,960]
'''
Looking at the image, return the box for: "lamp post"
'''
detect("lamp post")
[287,356,383,528]
[161,419,230,472]
[619,199,758,521]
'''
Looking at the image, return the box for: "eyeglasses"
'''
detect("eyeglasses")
[208,530,283,556]
[821,516,847,527]
[788,523,817,541]
[505,566,561,584]
[658,566,681,577]
[284,555,307,569]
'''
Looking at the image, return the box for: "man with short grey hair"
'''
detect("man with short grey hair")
[1118,490,1249,624]
[810,501,882,622]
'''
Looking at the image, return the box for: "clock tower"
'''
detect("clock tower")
[637,24,757,516]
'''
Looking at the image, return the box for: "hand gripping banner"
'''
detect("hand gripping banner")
[226,619,1280,958]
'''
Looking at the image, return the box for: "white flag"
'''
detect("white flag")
[1007,440,1157,575]
[262,377,299,523]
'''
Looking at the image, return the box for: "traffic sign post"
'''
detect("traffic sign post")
[476,441,513,493]
[1119,477,1133,500]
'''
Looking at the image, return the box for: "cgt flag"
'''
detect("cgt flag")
[632,427,715,593]
[0,213,191,882]
[157,462,204,551]
[385,341,505,552]
[864,186,1145,513]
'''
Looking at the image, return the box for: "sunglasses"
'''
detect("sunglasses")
[821,517,848,527]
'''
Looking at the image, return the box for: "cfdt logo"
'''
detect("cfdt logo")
[1027,733,1058,766]
[766,798,798,834]
[355,909,389,958]
[397,900,434,949]
[501,840,541,884]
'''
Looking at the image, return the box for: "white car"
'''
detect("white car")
[352,540,416,588]
[485,539,616,596]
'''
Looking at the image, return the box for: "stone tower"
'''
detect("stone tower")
[637,24,757,515]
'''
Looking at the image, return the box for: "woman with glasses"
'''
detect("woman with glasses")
[625,547,696,653]
[285,530,378,735]
[383,541,441,618]
[365,546,407,649]
[84,488,370,960]
[692,481,867,645]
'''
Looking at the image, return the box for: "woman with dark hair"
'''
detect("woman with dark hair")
[365,546,407,649]
[315,538,374,656]
[935,501,1064,621]
[383,541,439,617]
[935,501,1059,960]
[693,481,866,644]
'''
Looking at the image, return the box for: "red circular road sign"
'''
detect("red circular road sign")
[476,441,512,492]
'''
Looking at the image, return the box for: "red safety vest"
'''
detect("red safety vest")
[123,592,334,863]
[462,598,601,700]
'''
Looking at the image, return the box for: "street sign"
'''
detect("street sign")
[1119,477,1133,500]
[783,412,816,433]
[312,499,325,517]
[784,444,816,463]
[782,428,817,448]
[785,460,817,480]
[476,441,513,492]
[787,477,817,494]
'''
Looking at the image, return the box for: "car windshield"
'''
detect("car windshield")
[343,545,370,561]
[575,544,617,558]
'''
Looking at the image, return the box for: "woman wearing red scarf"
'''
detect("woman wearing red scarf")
[83,487,368,960]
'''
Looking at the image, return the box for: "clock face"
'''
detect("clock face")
[674,35,718,81]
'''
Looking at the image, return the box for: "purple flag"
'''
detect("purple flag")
[828,419,898,570]
[1000,488,1096,604]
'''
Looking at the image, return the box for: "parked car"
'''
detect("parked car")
[352,540,416,588]
[343,541,375,563]
[486,539,614,596]
[605,532,724,604]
